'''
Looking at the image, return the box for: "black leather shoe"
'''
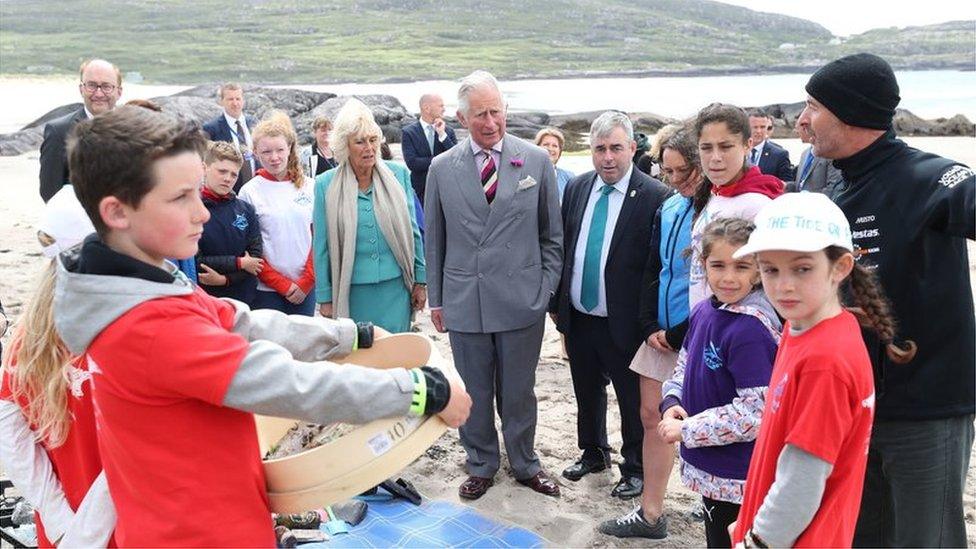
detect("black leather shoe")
[610,475,643,499]
[562,455,610,481]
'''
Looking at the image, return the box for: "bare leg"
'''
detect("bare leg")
[639,375,674,521]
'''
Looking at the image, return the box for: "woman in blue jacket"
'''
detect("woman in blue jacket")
[312,99,425,333]
[600,129,705,539]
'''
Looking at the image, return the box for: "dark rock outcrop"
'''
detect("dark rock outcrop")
[1,87,971,157]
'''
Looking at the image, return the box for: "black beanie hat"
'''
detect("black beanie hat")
[805,53,900,130]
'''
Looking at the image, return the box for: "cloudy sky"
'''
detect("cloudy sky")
[719,0,976,36]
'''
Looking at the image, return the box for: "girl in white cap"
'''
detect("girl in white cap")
[730,192,915,548]
[0,189,115,547]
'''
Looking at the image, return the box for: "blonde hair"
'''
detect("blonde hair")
[534,127,565,149]
[251,111,304,188]
[2,262,73,447]
[205,140,243,166]
[330,99,382,165]
[311,116,332,132]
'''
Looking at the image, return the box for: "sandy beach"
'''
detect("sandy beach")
[1,137,974,546]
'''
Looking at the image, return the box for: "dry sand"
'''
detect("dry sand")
[1,137,974,546]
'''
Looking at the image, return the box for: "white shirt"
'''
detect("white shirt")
[224,111,255,173]
[421,120,446,148]
[570,166,632,316]
[751,140,767,165]
[238,175,314,291]
[469,138,502,170]
[223,112,252,149]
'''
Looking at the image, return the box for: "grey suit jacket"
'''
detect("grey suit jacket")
[793,147,844,196]
[424,134,563,333]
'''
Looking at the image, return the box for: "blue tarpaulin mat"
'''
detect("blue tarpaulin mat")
[305,494,546,548]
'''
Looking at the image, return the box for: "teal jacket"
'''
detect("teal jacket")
[312,161,426,303]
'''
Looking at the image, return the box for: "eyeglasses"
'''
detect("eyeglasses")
[81,81,118,94]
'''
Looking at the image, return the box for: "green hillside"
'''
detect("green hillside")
[0,0,971,83]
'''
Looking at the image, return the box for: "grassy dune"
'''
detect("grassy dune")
[0,0,971,83]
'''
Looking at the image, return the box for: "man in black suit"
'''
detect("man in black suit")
[402,93,457,205]
[202,83,257,192]
[748,109,793,181]
[551,111,670,501]
[39,58,122,202]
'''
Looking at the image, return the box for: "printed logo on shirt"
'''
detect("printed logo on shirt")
[703,341,723,370]
[770,372,789,413]
[854,215,876,224]
[294,193,313,206]
[938,165,973,189]
[66,363,92,398]
[852,228,880,239]
[233,213,249,231]
[861,391,875,410]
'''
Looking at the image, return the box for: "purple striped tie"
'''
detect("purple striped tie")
[481,150,498,204]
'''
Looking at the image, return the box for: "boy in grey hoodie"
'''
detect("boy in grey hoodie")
[53,105,470,547]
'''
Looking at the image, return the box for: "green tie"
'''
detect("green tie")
[580,184,614,312]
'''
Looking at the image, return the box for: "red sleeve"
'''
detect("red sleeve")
[296,250,315,294]
[0,364,14,401]
[257,263,295,296]
[146,308,249,406]
[0,335,21,400]
[784,366,856,465]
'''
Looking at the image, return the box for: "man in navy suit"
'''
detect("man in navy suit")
[39,58,122,202]
[202,83,258,193]
[402,93,457,205]
[551,111,670,507]
[748,109,793,182]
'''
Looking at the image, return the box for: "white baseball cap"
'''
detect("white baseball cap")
[733,192,853,258]
[38,185,96,258]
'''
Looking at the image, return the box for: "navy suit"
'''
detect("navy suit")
[202,114,258,192]
[755,140,793,182]
[552,167,671,477]
[401,120,456,205]
[39,107,87,203]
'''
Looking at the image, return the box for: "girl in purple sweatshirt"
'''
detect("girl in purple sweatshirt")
[657,217,781,548]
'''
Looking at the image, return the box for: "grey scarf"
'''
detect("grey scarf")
[324,161,414,318]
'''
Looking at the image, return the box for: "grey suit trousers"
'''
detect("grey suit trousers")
[448,317,546,479]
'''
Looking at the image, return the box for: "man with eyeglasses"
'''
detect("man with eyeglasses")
[747,108,793,182]
[39,58,122,202]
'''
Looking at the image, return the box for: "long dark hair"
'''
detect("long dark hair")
[691,103,751,218]
[827,246,917,364]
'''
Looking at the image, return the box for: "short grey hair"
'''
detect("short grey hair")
[590,111,634,142]
[457,70,504,115]
[330,98,382,164]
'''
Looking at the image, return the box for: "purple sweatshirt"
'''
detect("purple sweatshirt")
[678,292,779,480]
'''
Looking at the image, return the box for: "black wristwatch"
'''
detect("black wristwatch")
[356,321,374,349]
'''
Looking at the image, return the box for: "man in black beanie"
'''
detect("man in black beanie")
[795,53,975,547]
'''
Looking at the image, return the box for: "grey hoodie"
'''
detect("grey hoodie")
[53,249,415,425]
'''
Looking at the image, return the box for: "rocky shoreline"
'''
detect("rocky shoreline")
[1,84,973,157]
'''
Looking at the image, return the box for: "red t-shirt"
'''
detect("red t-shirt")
[0,352,115,548]
[86,287,275,547]
[733,311,875,547]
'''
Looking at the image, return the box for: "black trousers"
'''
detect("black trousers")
[702,496,740,548]
[566,309,643,478]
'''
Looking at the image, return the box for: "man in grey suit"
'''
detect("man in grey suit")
[425,70,563,500]
[790,121,844,196]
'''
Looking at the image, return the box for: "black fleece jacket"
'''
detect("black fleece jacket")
[832,130,975,421]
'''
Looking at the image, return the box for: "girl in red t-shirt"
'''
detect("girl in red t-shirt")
[729,193,915,547]
[0,222,116,547]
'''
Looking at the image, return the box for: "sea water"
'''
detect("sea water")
[1,70,973,134]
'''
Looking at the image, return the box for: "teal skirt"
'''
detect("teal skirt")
[348,276,412,333]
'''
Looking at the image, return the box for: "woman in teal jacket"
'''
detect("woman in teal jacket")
[312,99,425,333]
